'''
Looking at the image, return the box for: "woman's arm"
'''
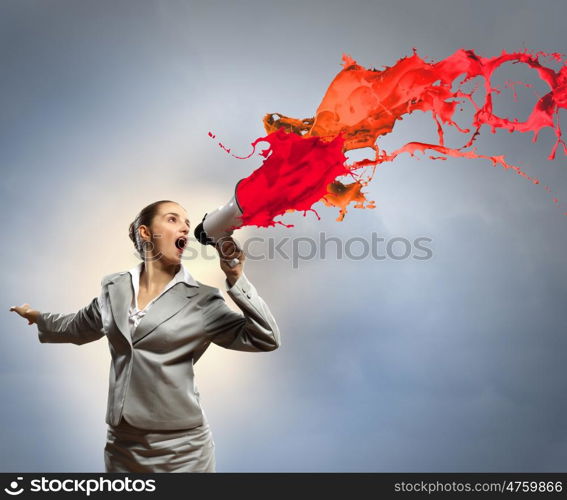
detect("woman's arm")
[203,274,281,352]
[10,297,105,346]
[203,237,281,352]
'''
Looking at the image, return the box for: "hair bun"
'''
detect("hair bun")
[128,221,136,245]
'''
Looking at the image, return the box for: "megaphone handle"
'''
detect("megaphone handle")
[227,258,240,268]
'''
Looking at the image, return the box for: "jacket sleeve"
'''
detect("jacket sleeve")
[202,273,281,352]
[36,295,105,346]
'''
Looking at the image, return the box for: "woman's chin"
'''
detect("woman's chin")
[153,252,182,265]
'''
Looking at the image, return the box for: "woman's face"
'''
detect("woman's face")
[141,202,191,264]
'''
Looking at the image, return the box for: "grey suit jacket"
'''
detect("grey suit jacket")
[36,270,280,430]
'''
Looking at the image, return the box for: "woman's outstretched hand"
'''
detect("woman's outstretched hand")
[215,236,245,287]
[9,304,40,325]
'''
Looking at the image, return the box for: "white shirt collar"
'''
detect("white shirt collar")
[127,262,198,313]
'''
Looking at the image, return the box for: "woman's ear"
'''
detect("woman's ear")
[138,224,151,243]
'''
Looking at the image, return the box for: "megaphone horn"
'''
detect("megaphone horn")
[194,182,244,268]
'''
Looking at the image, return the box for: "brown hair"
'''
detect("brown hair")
[129,200,174,259]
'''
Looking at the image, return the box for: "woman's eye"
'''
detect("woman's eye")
[169,217,176,222]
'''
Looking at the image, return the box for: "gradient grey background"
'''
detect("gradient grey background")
[1,0,566,472]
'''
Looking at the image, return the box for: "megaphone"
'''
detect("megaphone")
[194,184,244,268]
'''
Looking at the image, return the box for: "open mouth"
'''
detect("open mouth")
[175,237,188,251]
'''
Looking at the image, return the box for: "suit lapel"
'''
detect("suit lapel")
[107,271,199,346]
[108,273,134,345]
[131,284,198,345]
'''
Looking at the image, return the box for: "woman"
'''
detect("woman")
[10,199,281,473]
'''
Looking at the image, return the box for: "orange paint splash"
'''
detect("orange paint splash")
[214,48,567,227]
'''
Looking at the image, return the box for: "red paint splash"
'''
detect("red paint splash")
[233,129,349,227]
[212,48,567,227]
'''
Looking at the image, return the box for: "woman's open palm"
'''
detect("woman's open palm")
[10,303,37,325]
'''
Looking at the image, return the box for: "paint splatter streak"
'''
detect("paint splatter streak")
[210,48,567,227]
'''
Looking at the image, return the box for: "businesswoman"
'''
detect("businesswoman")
[10,200,281,473]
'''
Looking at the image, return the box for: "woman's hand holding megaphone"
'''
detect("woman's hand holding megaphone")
[215,236,245,287]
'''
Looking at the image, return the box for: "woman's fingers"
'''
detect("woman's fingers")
[10,303,39,326]
[216,237,242,260]
[9,303,31,318]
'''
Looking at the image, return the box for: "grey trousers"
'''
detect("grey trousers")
[104,416,216,473]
